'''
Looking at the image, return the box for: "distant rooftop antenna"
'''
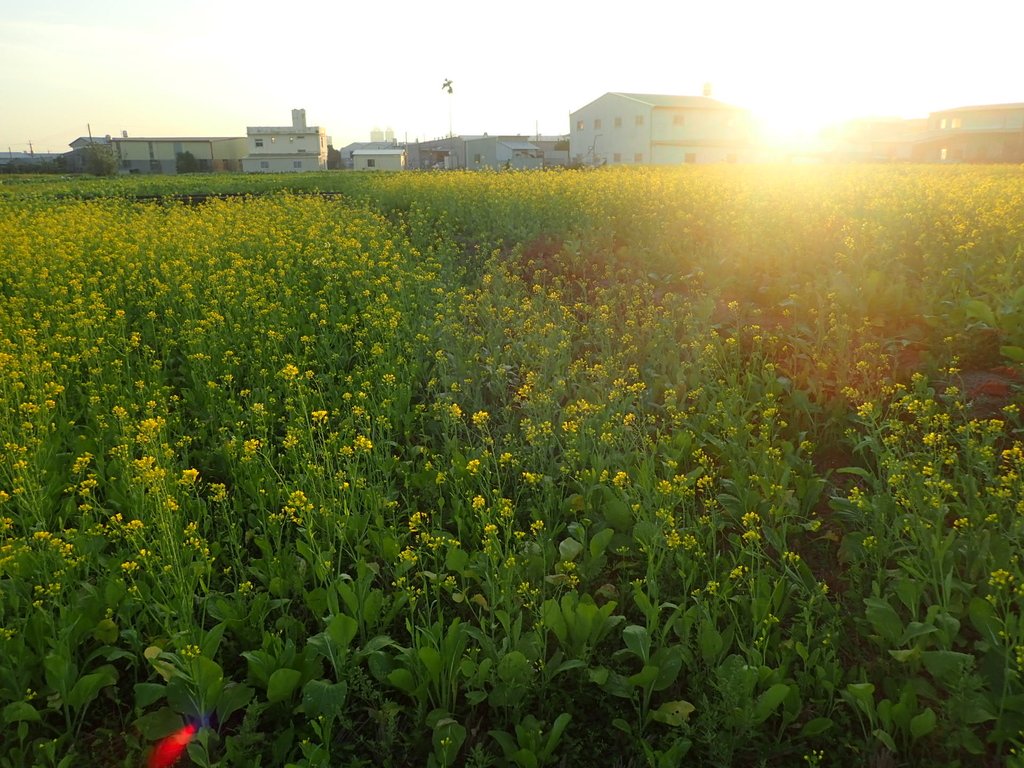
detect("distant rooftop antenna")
[122,130,128,138]
[703,82,713,97]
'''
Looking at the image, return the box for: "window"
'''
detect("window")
[255,138,264,148]
[940,147,948,161]
[940,118,948,129]
[298,149,306,153]
[367,159,376,168]
[260,160,269,169]
[634,152,643,163]
[684,153,697,163]
[673,114,685,126]
[614,116,622,128]
[271,136,276,143]
[293,160,302,168]
[594,118,602,129]
[951,117,962,128]
[576,120,584,131]
[635,115,644,126]
[473,153,482,163]
[613,152,621,163]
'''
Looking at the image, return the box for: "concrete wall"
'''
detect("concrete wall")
[111,138,248,173]
[570,94,652,165]
[570,93,751,166]
[241,156,323,173]
[353,152,405,170]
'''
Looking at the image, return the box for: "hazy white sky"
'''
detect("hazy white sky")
[2,0,1023,153]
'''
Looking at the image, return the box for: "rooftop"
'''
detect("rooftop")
[933,102,1024,114]
[609,92,744,110]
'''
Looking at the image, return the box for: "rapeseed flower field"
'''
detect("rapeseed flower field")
[1,166,1023,766]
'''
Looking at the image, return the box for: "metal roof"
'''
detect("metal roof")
[610,92,742,110]
[499,141,541,150]
[932,102,1024,114]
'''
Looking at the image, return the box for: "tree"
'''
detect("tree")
[176,151,199,174]
[84,143,117,176]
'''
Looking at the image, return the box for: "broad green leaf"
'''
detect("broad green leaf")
[134,682,167,708]
[910,707,936,739]
[200,622,227,659]
[302,679,347,720]
[325,613,358,651]
[432,719,467,762]
[445,547,469,573]
[266,668,302,703]
[589,527,614,559]
[3,701,41,724]
[799,717,834,737]
[541,599,568,643]
[622,625,650,662]
[1000,345,1024,363]
[965,299,996,327]
[387,667,417,694]
[753,683,791,724]
[899,622,938,645]
[652,651,683,691]
[888,648,920,663]
[864,597,903,643]
[545,712,572,754]
[698,622,723,665]
[92,618,119,644]
[873,728,897,752]
[418,646,442,680]
[497,651,532,684]
[67,666,118,712]
[627,664,659,688]
[921,650,973,683]
[967,597,1000,643]
[558,537,583,562]
[133,706,182,740]
[650,699,695,727]
[216,683,254,723]
[602,492,633,532]
[837,466,873,479]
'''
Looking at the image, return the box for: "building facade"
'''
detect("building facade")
[569,92,753,165]
[464,136,543,170]
[916,103,1024,163]
[112,136,247,174]
[352,148,406,170]
[241,109,329,173]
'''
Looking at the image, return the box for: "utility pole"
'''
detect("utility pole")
[28,141,34,157]
[442,79,455,168]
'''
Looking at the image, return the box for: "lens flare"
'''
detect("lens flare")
[148,722,198,768]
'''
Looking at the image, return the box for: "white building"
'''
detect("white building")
[352,148,406,171]
[569,92,753,166]
[241,109,328,173]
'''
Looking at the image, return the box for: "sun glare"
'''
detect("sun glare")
[751,105,833,150]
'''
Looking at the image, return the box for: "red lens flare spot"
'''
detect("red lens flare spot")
[148,722,198,768]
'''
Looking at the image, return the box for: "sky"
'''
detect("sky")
[2,0,1023,153]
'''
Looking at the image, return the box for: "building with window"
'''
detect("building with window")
[241,109,329,173]
[352,148,406,170]
[915,103,1024,163]
[569,92,753,166]
[113,136,247,174]
[67,134,246,174]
